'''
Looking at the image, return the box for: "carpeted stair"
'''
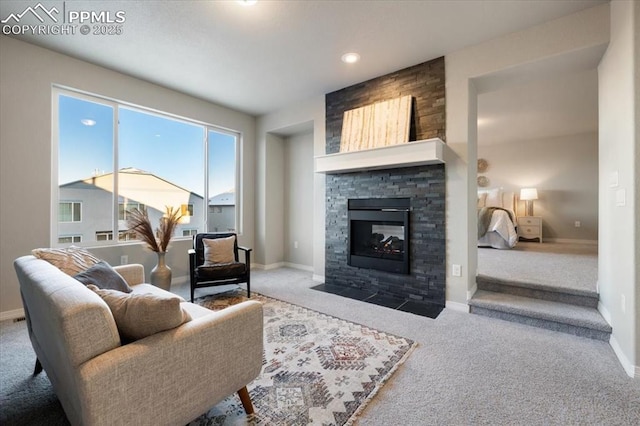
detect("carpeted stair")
[470,274,612,341]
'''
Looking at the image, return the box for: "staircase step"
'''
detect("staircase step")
[469,290,612,341]
[476,274,599,308]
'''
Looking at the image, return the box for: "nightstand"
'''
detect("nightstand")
[517,216,542,243]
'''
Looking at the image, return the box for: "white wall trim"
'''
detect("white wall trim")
[609,334,638,379]
[445,301,469,313]
[467,282,478,301]
[283,262,314,272]
[312,274,325,283]
[252,262,285,271]
[171,274,189,286]
[0,308,25,322]
[598,300,612,325]
[545,238,598,245]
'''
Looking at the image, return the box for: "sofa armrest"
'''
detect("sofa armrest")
[76,300,263,425]
[113,263,145,286]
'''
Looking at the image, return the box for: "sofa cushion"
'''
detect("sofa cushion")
[32,246,100,276]
[196,262,246,281]
[87,285,191,342]
[203,236,235,264]
[74,261,132,293]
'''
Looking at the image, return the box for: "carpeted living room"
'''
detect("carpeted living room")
[1,1,639,425]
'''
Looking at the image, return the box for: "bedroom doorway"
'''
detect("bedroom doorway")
[469,50,605,339]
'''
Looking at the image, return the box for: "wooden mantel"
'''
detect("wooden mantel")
[314,138,445,174]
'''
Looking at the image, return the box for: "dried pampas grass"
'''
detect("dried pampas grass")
[126,206,182,253]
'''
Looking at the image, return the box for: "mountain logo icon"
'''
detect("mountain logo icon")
[1,2,59,24]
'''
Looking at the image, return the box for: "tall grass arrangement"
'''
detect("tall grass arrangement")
[126,206,182,253]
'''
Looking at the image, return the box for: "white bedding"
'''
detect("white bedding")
[477,188,518,249]
[478,209,518,249]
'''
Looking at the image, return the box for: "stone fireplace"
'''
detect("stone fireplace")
[316,57,446,317]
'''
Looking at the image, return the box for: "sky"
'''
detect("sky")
[58,94,236,198]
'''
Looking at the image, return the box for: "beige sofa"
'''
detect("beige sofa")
[14,255,264,426]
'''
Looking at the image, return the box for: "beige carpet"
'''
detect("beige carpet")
[477,242,598,293]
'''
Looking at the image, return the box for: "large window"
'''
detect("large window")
[54,89,240,247]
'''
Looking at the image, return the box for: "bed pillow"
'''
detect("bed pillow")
[74,261,132,293]
[502,191,515,212]
[32,246,100,276]
[485,188,503,208]
[203,236,235,264]
[87,285,191,342]
[477,192,487,208]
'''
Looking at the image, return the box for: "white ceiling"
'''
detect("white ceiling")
[478,68,599,145]
[2,0,606,117]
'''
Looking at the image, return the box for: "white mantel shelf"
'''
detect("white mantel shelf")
[314,138,445,174]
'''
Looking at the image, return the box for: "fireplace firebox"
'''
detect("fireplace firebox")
[348,198,410,274]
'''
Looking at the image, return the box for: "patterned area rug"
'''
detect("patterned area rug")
[190,290,416,426]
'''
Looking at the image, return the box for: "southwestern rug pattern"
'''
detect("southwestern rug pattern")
[190,291,416,426]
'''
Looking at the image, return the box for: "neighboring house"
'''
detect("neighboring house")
[208,189,236,233]
[58,168,204,244]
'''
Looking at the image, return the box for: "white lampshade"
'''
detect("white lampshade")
[520,188,538,201]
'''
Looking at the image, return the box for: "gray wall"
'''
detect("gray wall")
[597,0,638,376]
[478,132,598,242]
[283,131,314,268]
[0,36,256,317]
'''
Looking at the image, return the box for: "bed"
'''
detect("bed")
[477,188,518,249]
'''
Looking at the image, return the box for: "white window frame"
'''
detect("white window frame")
[58,235,82,244]
[52,86,243,247]
[58,201,82,223]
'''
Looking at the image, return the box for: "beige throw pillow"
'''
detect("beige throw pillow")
[87,285,191,342]
[32,246,100,276]
[203,236,236,264]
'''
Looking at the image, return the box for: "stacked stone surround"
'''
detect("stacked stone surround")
[324,57,446,307]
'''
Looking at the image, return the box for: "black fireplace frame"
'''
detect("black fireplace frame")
[347,198,410,274]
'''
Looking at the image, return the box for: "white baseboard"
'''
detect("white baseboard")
[467,283,478,301]
[252,262,284,271]
[545,238,598,245]
[283,262,314,272]
[598,301,612,325]
[312,274,325,283]
[609,334,638,379]
[0,308,25,321]
[171,274,189,286]
[445,301,469,313]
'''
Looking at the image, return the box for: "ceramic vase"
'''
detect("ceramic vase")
[150,251,172,291]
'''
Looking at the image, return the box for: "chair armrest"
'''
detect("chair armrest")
[77,301,264,425]
[113,264,145,286]
[238,246,252,265]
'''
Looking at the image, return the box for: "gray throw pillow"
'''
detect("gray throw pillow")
[74,261,133,293]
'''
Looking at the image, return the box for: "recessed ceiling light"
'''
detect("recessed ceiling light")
[237,0,257,6]
[341,53,360,64]
[81,119,96,126]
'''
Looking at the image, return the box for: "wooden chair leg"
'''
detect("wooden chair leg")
[33,358,43,376]
[237,386,254,414]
